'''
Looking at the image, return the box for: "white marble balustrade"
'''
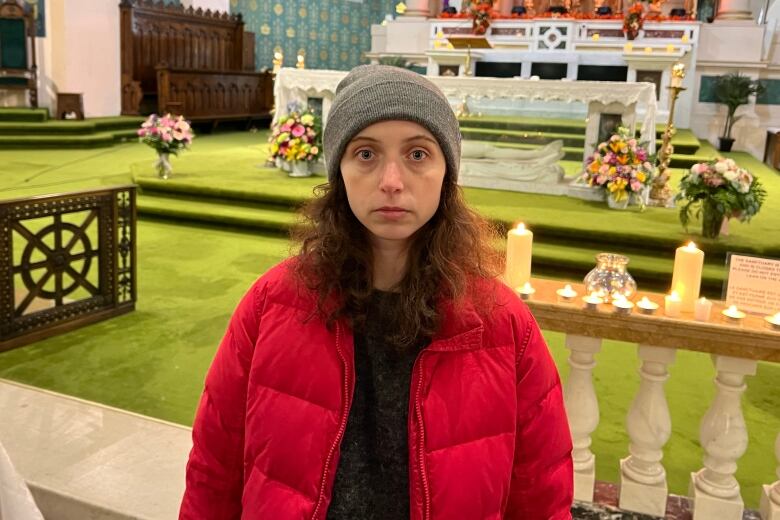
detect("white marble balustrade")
[525,278,780,519]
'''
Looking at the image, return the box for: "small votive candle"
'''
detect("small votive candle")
[556,284,578,303]
[681,34,689,42]
[765,312,780,331]
[517,282,535,301]
[664,291,682,318]
[666,44,675,53]
[636,296,659,315]
[612,295,634,315]
[694,297,712,322]
[592,33,600,41]
[644,46,653,53]
[722,305,746,325]
[624,42,633,52]
[582,292,603,311]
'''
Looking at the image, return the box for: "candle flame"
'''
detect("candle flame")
[521,282,533,292]
[771,312,780,322]
[727,305,738,313]
[670,291,680,300]
[516,223,526,232]
[699,296,708,302]
[564,284,572,291]
[640,297,650,304]
[686,241,697,250]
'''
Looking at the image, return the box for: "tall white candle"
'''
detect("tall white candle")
[670,241,704,312]
[506,223,533,290]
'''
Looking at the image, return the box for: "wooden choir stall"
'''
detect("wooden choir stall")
[119,0,273,124]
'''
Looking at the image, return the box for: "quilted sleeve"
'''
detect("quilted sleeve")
[179,278,268,520]
[505,308,574,520]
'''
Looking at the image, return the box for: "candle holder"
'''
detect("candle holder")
[649,62,686,208]
[583,253,637,303]
[664,291,682,318]
[721,305,746,325]
[636,296,659,315]
[694,297,712,322]
[582,293,603,311]
[765,312,780,331]
[612,296,635,315]
[556,284,578,303]
[517,282,535,301]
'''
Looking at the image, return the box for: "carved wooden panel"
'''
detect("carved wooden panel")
[157,66,273,120]
[0,186,137,351]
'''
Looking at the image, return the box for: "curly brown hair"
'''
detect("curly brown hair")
[291,175,503,350]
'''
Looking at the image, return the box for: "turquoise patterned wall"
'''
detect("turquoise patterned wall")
[231,0,398,71]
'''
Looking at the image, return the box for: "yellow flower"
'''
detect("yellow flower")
[636,171,646,182]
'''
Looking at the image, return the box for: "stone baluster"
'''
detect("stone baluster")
[563,334,602,502]
[619,345,676,516]
[760,431,780,520]
[689,355,757,520]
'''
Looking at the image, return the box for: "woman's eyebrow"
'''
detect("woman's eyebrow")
[403,135,437,144]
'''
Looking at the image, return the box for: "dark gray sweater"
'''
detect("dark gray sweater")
[327,291,426,519]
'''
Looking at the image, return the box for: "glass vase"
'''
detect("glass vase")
[701,200,724,239]
[583,253,637,302]
[155,151,172,180]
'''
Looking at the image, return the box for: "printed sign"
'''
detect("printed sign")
[723,253,780,315]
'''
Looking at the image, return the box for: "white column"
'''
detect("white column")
[715,0,753,20]
[619,345,677,516]
[760,432,780,520]
[689,355,757,520]
[404,0,431,17]
[563,334,602,503]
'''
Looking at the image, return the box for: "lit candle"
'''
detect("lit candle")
[592,33,600,41]
[517,281,535,301]
[505,223,533,290]
[612,295,635,315]
[666,44,675,53]
[556,284,578,303]
[722,305,746,325]
[644,46,653,53]
[582,292,603,311]
[670,241,704,312]
[694,297,712,322]
[624,42,633,52]
[765,312,780,331]
[636,296,659,315]
[681,34,690,43]
[664,291,682,318]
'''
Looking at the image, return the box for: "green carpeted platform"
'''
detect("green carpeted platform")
[1,128,779,507]
[0,107,49,122]
[0,112,144,149]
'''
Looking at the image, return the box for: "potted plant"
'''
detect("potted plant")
[676,158,766,239]
[137,113,194,180]
[269,105,322,177]
[582,126,656,209]
[714,72,765,152]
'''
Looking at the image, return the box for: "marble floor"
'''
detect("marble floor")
[0,379,764,520]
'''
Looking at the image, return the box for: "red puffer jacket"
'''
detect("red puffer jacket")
[180,261,573,519]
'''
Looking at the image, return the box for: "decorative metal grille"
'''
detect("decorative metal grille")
[0,186,137,351]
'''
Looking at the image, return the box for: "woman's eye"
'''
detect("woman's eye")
[410,149,428,161]
[358,150,373,160]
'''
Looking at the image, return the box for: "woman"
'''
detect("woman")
[180,65,573,519]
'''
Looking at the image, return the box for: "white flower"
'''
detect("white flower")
[725,158,737,169]
[714,161,728,174]
[723,170,738,181]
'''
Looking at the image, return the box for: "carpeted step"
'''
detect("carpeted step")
[137,193,297,234]
[0,107,49,123]
[0,129,139,149]
[135,176,304,209]
[0,116,144,136]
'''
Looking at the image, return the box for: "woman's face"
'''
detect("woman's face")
[340,120,447,247]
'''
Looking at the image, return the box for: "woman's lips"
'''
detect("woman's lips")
[375,207,409,220]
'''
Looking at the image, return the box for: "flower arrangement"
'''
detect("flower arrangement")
[269,107,321,164]
[137,113,194,179]
[468,0,494,35]
[623,2,645,39]
[675,158,766,238]
[582,126,656,209]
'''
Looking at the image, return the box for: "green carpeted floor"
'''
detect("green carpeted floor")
[1,130,779,508]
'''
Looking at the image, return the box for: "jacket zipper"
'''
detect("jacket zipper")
[311,322,351,520]
[413,352,431,520]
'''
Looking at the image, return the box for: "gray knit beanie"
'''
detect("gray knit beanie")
[323,64,461,183]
